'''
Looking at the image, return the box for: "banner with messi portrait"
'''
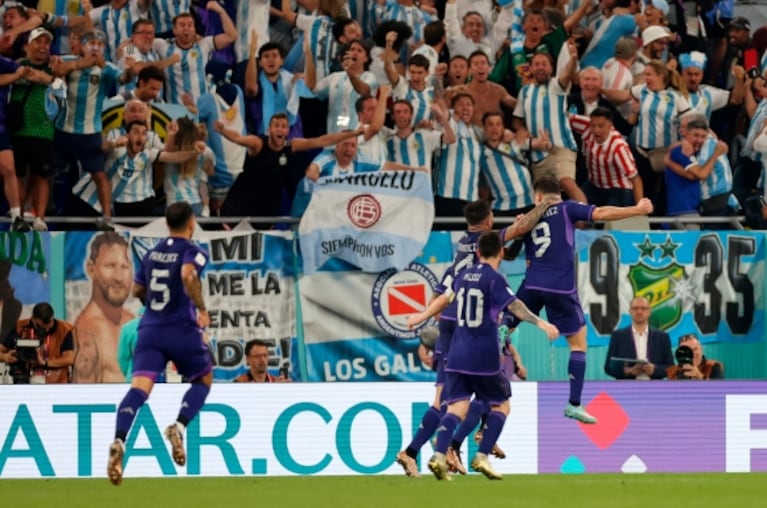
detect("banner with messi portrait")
[63,228,296,383]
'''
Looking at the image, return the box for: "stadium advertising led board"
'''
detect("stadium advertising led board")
[0,382,765,478]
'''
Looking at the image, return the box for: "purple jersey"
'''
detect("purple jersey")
[135,237,209,328]
[437,226,509,321]
[446,263,516,375]
[522,201,594,293]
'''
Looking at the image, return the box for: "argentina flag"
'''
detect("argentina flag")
[298,170,434,274]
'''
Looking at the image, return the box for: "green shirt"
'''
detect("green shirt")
[9,60,55,140]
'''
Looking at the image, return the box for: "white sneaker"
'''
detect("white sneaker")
[471,452,502,480]
[32,218,48,231]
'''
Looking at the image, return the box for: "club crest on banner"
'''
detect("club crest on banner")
[628,262,687,330]
[371,262,439,339]
[347,194,381,229]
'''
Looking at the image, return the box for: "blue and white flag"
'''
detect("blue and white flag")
[298,170,435,274]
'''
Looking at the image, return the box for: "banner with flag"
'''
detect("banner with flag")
[297,231,454,381]
[576,231,765,346]
[298,170,434,274]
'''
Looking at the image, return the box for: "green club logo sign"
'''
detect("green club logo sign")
[628,235,691,330]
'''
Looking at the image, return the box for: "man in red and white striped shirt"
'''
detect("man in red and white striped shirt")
[570,107,643,206]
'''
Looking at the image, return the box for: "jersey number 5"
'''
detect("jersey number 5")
[149,269,170,311]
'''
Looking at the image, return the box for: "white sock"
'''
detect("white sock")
[10,207,21,219]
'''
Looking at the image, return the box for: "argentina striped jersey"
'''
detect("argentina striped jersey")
[165,146,215,205]
[57,62,121,134]
[296,14,338,82]
[154,36,216,104]
[90,1,148,62]
[437,118,481,200]
[513,78,577,162]
[386,128,441,171]
[480,142,534,211]
[631,84,690,149]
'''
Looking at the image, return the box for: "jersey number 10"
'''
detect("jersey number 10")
[456,287,485,328]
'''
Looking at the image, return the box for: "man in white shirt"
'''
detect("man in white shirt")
[603,296,674,380]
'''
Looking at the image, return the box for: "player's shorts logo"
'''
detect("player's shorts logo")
[347,194,382,229]
[371,262,439,339]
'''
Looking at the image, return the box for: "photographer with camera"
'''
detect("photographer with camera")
[666,333,724,380]
[0,303,75,384]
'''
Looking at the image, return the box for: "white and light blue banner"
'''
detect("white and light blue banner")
[64,228,296,383]
[298,232,454,381]
[576,231,765,347]
[298,170,434,274]
[194,230,296,382]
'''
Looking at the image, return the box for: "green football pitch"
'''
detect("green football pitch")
[4,473,765,508]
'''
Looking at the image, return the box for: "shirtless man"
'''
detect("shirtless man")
[449,50,516,125]
[73,232,135,383]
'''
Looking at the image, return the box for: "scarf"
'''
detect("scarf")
[259,69,300,134]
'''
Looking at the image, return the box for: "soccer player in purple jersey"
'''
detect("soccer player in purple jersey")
[512,177,653,424]
[107,202,212,486]
[407,231,560,480]
[395,198,558,478]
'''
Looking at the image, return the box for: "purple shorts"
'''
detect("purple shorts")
[511,285,585,337]
[132,325,212,381]
[434,319,456,386]
[442,370,511,406]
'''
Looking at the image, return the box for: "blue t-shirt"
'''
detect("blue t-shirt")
[135,237,209,328]
[666,145,701,215]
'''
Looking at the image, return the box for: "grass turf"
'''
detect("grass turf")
[2,473,764,508]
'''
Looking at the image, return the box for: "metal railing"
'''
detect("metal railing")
[0,215,749,229]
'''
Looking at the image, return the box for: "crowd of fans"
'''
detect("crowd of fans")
[0,0,762,231]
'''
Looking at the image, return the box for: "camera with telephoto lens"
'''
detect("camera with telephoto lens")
[674,344,695,380]
[9,323,43,384]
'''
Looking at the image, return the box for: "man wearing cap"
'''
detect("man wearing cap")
[634,25,671,77]
[721,17,755,89]
[9,27,57,232]
[0,30,54,232]
[679,50,745,120]
[50,29,136,229]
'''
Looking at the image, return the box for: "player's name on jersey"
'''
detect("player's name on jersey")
[320,171,416,190]
[148,251,179,263]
